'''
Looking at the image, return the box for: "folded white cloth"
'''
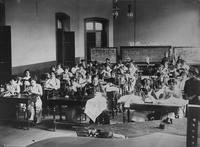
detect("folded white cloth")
[84,92,107,122]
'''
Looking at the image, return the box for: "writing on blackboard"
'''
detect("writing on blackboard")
[91,48,117,63]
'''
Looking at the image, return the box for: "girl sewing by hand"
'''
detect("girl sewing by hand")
[151,80,166,100]
[4,75,20,97]
[140,78,157,103]
[164,78,182,99]
[23,78,43,123]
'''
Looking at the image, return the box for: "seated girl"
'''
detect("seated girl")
[69,77,82,97]
[71,64,79,75]
[21,69,31,90]
[159,79,187,121]
[151,80,166,100]
[44,72,60,90]
[140,78,157,103]
[23,78,43,123]
[55,63,64,76]
[176,71,188,92]
[102,65,112,79]
[4,76,20,96]
[62,66,73,86]
[78,65,86,78]
[141,87,157,103]
[92,75,101,93]
[164,79,182,100]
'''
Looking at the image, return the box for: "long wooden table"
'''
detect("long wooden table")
[123,103,186,122]
[47,96,89,131]
[0,94,37,129]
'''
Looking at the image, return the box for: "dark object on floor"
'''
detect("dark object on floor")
[89,128,113,138]
[162,118,173,124]
[76,128,113,138]
[159,123,165,129]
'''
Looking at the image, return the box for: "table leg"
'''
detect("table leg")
[122,104,125,123]
[53,106,56,131]
[33,101,37,125]
[127,108,130,122]
[26,102,29,130]
[59,105,62,121]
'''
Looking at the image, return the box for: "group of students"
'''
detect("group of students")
[0,52,199,123]
[1,70,43,122]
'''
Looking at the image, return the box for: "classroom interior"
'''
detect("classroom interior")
[0,0,200,147]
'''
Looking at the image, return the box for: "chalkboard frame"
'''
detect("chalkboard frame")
[120,46,172,64]
[90,47,117,63]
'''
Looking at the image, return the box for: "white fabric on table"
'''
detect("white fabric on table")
[103,84,120,93]
[118,94,144,108]
[106,86,119,92]
[84,92,107,122]
[157,97,188,106]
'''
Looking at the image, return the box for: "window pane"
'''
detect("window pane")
[86,22,94,30]
[95,22,103,31]
[57,20,62,29]
[96,32,101,47]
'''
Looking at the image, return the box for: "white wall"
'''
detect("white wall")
[6,0,80,67]
[114,0,200,47]
[76,0,114,58]
[5,0,114,67]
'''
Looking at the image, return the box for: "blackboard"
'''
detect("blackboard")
[174,47,200,65]
[91,47,117,63]
[120,46,171,63]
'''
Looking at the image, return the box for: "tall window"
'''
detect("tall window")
[85,18,109,61]
[85,21,103,47]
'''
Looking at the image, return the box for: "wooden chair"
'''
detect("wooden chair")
[106,91,118,119]
[42,88,59,117]
[186,104,200,147]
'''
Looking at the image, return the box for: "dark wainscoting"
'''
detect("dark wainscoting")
[12,61,56,76]
[12,57,84,77]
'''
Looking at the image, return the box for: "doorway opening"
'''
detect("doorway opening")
[55,12,75,66]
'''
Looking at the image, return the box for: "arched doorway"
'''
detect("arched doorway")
[84,18,109,62]
[55,12,75,66]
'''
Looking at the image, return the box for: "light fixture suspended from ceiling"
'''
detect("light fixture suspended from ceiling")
[127,3,133,18]
[112,0,120,19]
[112,0,134,19]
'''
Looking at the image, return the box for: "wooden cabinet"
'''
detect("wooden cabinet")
[0,26,11,84]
